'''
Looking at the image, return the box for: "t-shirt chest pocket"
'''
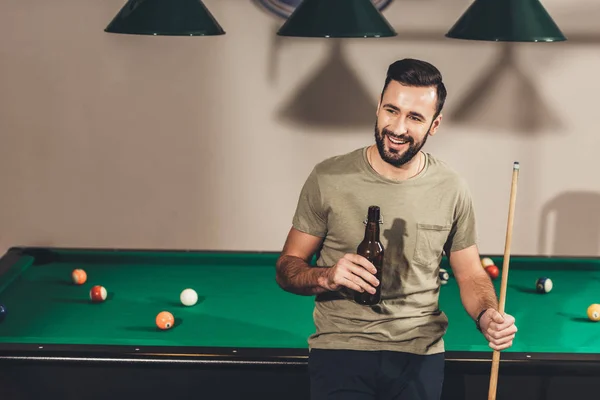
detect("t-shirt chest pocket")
[414,223,452,266]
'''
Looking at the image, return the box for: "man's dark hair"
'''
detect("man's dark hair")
[381,58,447,119]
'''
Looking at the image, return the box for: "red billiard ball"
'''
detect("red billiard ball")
[485,265,499,280]
[90,285,107,302]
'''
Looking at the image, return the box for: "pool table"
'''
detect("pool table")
[0,246,598,400]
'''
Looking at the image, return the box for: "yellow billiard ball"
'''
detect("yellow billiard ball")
[481,257,494,268]
[587,304,600,322]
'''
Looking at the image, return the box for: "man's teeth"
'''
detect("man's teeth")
[389,136,408,144]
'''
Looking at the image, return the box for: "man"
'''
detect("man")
[275,58,517,400]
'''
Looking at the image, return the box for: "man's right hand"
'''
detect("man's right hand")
[318,253,379,294]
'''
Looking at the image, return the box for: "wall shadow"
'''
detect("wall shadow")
[538,191,600,256]
[276,40,376,129]
[445,43,562,135]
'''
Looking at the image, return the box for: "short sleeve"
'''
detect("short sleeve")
[445,179,478,254]
[292,167,327,237]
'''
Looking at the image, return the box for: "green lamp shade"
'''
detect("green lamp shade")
[105,0,225,36]
[446,0,566,42]
[277,0,397,38]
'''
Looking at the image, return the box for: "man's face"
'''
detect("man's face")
[374,80,442,167]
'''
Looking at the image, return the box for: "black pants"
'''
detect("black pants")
[308,349,444,400]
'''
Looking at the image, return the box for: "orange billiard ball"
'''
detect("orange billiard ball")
[156,311,175,330]
[587,304,600,322]
[72,269,87,285]
[90,285,107,302]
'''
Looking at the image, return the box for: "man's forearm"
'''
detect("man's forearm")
[458,272,499,320]
[276,255,330,295]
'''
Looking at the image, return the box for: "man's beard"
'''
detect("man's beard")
[374,122,429,167]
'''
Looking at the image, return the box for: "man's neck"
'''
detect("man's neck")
[368,145,423,181]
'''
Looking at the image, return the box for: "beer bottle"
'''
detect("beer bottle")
[354,206,384,305]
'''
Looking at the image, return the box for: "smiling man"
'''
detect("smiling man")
[275,58,517,400]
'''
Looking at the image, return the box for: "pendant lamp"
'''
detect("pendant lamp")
[277,0,396,38]
[446,0,566,42]
[105,0,225,36]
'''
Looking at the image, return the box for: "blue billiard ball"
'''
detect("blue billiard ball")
[536,277,553,293]
[0,304,6,322]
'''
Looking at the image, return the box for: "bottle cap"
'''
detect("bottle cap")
[367,206,380,222]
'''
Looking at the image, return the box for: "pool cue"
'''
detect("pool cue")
[488,161,520,400]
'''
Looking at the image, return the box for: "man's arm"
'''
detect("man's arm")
[449,244,517,351]
[275,227,329,295]
[448,244,498,319]
[275,228,380,296]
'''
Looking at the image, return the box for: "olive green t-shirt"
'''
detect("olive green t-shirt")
[292,147,478,355]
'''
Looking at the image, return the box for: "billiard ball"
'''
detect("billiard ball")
[485,265,499,280]
[535,277,552,293]
[90,285,107,302]
[587,304,600,322]
[72,269,87,285]
[180,288,198,306]
[156,311,175,330]
[439,268,449,285]
[0,304,6,322]
[481,257,494,268]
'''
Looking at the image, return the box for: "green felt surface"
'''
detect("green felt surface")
[439,256,600,353]
[0,251,314,348]
[0,249,598,354]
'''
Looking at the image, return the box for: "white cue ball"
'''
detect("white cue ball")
[180,288,198,306]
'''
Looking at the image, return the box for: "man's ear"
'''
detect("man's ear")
[429,114,443,136]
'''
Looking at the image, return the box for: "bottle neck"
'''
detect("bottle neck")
[364,221,380,241]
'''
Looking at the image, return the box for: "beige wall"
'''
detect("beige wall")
[1,0,599,257]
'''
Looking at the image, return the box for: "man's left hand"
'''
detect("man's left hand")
[480,309,517,351]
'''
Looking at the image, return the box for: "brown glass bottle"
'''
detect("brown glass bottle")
[354,206,384,305]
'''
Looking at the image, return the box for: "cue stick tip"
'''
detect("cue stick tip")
[513,161,519,170]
